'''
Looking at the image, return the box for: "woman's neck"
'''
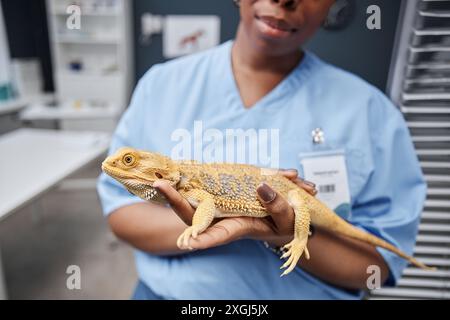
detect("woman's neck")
[233,24,303,75]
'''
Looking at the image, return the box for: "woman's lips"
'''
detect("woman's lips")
[255,15,298,38]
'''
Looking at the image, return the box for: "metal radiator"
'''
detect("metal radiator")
[370,0,450,299]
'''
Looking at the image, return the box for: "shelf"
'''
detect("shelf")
[55,35,120,44]
[57,71,120,78]
[52,9,120,17]
[0,94,56,116]
[0,98,28,115]
[20,103,122,121]
[57,71,122,80]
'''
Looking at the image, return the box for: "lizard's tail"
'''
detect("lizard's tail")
[311,201,435,271]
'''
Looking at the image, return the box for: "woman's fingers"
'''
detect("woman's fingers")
[256,183,295,234]
[189,217,268,250]
[279,169,317,196]
[278,168,299,180]
[296,179,317,196]
[153,179,195,225]
[189,219,240,249]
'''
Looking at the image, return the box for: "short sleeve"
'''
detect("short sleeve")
[96,76,149,216]
[351,92,427,286]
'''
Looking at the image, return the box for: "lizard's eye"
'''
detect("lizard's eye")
[122,154,136,166]
[155,172,163,179]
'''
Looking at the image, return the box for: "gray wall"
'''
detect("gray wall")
[133,0,240,79]
[306,0,402,92]
[133,0,402,92]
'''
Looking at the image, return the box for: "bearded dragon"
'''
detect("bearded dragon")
[101,147,434,276]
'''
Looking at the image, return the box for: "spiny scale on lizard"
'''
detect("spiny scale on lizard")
[178,162,295,216]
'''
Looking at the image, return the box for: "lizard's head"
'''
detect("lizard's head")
[101,147,180,203]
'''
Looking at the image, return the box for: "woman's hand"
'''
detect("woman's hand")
[153,169,317,250]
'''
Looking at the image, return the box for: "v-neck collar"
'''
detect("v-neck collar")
[223,40,314,113]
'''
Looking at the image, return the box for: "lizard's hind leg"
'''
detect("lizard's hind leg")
[177,189,216,250]
[280,189,311,277]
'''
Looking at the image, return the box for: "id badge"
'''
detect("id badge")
[299,149,352,219]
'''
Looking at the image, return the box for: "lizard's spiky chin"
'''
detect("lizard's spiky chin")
[101,164,167,203]
[122,179,166,203]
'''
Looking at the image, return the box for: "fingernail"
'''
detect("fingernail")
[303,180,316,188]
[257,183,276,203]
[153,179,166,189]
[153,181,162,189]
[285,169,298,174]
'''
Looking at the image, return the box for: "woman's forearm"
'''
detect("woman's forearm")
[109,203,389,290]
[108,202,190,255]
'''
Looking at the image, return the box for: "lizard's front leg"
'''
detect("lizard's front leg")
[280,189,311,276]
[176,189,216,250]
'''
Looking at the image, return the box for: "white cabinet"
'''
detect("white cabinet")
[45,0,133,132]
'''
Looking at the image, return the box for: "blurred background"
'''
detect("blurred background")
[0,0,449,299]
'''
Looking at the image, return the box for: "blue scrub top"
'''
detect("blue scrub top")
[97,41,426,299]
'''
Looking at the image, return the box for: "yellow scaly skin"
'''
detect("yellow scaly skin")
[102,147,435,276]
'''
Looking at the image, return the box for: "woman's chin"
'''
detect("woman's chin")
[250,35,299,57]
[247,26,303,56]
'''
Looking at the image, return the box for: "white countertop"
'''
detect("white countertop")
[0,128,110,221]
[0,98,28,116]
[0,94,56,116]
[20,102,122,121]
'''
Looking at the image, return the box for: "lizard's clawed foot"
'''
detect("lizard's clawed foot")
[176,225,204,250]
[280,238,310,277]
